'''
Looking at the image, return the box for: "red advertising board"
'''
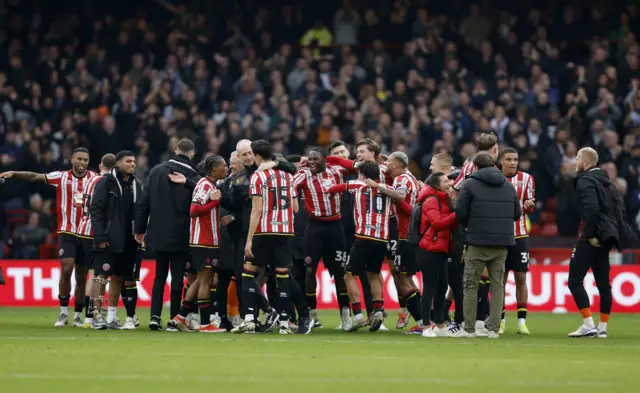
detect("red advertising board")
[1,254,639,312]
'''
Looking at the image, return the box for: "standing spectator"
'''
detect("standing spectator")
[333,0,361,46]
[454,152,522,338]
[11,212,50,258]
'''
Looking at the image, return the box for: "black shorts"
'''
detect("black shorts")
[190,247,220,272]
[58,234,90,267]
[347,237,388,275]
[396,239,418,275]
[386,217,399,260]
[247,235,292,269]
[304,219,346,276]
[94,246,141,280]
[506,238,530,273]
[80,238,94,268]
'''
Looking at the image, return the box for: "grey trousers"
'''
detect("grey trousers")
[463,245,508,333]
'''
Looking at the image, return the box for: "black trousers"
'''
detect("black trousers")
[568,241,612,315]
[216,269,234,320]
[417,249,449,325]
[447,256,464,324]
[150,250,189,320]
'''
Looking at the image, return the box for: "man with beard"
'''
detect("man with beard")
[1,148,97,327]
[568,148,633,338]
[293,147,351,330]
[89,151,142,330]
[228,139,296,328]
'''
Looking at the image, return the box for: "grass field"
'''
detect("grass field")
[1,308,639,393]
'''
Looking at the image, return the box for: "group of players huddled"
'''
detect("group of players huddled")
[0,132,537,337]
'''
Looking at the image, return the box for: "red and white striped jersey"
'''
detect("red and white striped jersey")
[45,170,97,235]
[190,177,221,247]
[293,165,346,220]
[507,171,535,238]
[76,174,104,238]
[347,180,393,242]
[451,160,476,191]
[393,171,420,239]
[249,169,297,235]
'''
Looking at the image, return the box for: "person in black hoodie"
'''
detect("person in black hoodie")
[568,147,620,338]
[134,139,201,331]
[90,150,142,330]
[455,152,521,338]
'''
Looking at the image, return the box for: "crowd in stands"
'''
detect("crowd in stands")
[1,0,640,257]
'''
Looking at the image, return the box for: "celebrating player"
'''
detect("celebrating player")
[233,140,302,335]
[173,155,229,333]
[0,147,96,327]
[499,148,535,335]
[327,162,393,332]
[293,147,351,330]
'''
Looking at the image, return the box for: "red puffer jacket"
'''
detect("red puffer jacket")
[418,185,457,253]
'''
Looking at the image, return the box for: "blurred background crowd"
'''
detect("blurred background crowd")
[1,0,640,257]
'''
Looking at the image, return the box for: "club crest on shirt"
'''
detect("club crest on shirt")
[102,263,110,272]
[212,258,218,267]
[58,248,64,257]
[304,256,312,265]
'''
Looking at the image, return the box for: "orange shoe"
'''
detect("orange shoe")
[172,315,189,332]
[198,324,227,333]
[396,313,409,329]
[404,325,424,335]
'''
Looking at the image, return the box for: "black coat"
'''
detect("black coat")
[573,167,636,250]
[455,167,522,247]
[90,169,142,253]
[134,154,201,252]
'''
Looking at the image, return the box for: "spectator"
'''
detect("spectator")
[11,212,50,258]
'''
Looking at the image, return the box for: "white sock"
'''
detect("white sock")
[85,317,93,324]
[279,320,288,328]
[354,313,364,321]
[416,319,423,327]
[74,311,82,320]
[60,306,68,315]
[107,307,117,323]
[598,322,608,332]
[245,314,254,322]
[583,316,595,328]
[517,318,526,326]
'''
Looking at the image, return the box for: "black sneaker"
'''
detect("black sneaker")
[262,308,279,333]
[296,317,313,335]
[166,320,179,332]
[219,317,234,332]
[369,309,385,332]
[149,316,162,331]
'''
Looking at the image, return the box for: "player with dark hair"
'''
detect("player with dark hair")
[172,155,229,333]
[77,153,117,327]
[90,151,142,329]
[327,162,393,332]
[1,147,96,327]
[233,140,304,335]
[293,146,351,329]
[499,147,535,335]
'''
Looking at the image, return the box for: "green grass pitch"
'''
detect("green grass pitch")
[1,308,639,393]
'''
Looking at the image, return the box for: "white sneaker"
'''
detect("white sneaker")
[475,327,490,337]
[378,323,389,331]
[421,327,437,338]
[186,313,200,330]
[230,315,242,328]
[452,329,475,338]
[340,307,352,331]
[72,315,83,327]
[122,317,136,330]
[597,329,608,339]
[133,314,140,327]
[54,313,68,327]
[210,313,222,328]
[434,326,453,337]
[350,315,366,331]
[475,320,485,330]
[568,324,598,338]
[231,320,256,334]
[487,331,499,339]
[310,309,323,328]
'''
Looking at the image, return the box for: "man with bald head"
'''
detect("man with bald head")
[568,147,623,338]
